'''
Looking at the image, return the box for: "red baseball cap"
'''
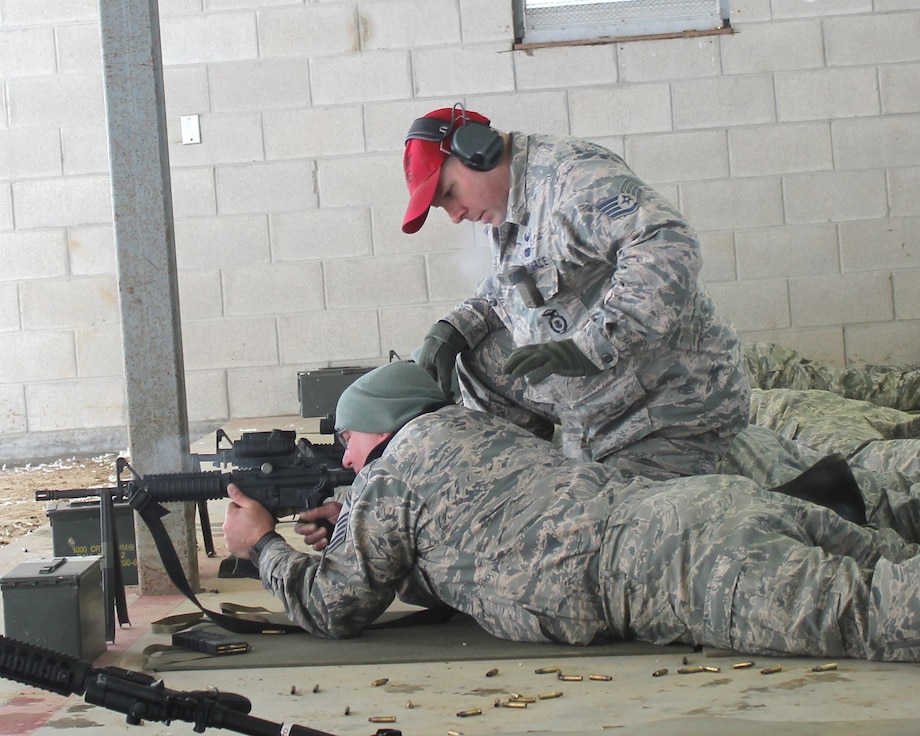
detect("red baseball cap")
[401,107,491,234]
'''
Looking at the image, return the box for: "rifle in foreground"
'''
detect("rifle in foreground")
[0,633,340,736]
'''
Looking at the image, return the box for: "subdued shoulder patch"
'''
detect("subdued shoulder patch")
[597,179,641,219]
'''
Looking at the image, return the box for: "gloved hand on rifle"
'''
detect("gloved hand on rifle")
[416,321,468,398]
[503,339,600,384]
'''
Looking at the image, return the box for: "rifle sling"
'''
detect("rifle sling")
[131,490,303,634]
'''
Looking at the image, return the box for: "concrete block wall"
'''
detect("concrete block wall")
[0,0,918,460]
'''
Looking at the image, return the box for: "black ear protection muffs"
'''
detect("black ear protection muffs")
[405,109,505,172]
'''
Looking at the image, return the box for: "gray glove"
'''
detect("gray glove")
[415,321,468,397]
[502,340,600,384]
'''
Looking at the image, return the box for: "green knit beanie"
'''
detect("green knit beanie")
[334,361,447,433]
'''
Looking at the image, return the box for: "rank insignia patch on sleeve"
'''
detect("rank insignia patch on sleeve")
[326,496,352,553]
[598,179,641,219]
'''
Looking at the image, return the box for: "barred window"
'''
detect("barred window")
[513,0,731,47]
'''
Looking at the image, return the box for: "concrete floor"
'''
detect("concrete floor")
[1,417,919,736]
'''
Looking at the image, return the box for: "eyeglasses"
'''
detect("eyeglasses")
[335,430,349,449]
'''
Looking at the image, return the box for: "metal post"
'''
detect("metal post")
[98,0,199,595]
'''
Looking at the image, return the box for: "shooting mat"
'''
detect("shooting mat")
[126,528,692,673]
[140,614,693,673]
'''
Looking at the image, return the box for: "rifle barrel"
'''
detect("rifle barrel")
[34,488,118,502]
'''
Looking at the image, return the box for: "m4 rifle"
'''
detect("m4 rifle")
[0,633,344,736]
[34,429,355,636]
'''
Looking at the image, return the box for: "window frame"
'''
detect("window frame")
[512,0,732,49]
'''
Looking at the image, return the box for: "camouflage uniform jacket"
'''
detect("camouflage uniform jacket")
[442,133,749,462]
[257,406,920,659]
